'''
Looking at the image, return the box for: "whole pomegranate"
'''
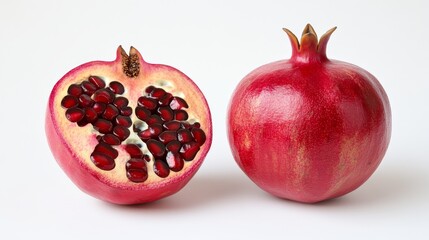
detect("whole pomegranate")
[46,46,212,204]
[227,24,391,203]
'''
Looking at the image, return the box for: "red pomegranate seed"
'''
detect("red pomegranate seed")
[166,140,181,153]
[177,129,193,143]
[88,76,106,89]
[115,115,132,127]
[113,125,130,141]
[163,120,182,131]
[124,144,143,158]
[79,94,94,107]
[135,106,151,121]
[67,84,83,96]
[146,115,162,125]
[61,95,79,108]
[146,139,165,157]
[158,131,177,144]
[94,142,118,159]
[174,110,188,121]
[109,81,125,94]
[126,158,147,170]
[102,134,121,145]
[170,97,189,110]
[126,169,148,183]
[81,81,97,95]
[145,86,155,94]
[158,106,174,121]
[138,130,152,141]
[102,104,119,120]
[180,142,200,161]
[191,127,206,145]
[91,152,115,170]
[153,159,170,178]
[113,96,129,109]
[65,108,85,122]
[120,106,133,116]
[159,93,173,106]
[149,124,163,137]
[84,107,98,123]
[138,96,158,110]
[93,89,115,104]
[165,151,184,172]
[149,88,166,99]
[93,119,113,134]
[181,122,191,129]
[93,102,106,115]
[192,122,201,128]
[77,119,89,127]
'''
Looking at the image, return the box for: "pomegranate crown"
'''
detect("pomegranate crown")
[283,24,337,62]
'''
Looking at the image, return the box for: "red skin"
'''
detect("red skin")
[46,46,212,204]
[227,25,391,203]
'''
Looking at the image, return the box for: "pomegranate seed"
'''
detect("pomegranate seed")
[138,129,151,141]
[113,96,129,109]
[124,144,143,158]
[159,93,173,106]
[61,95,79,108]
[88,76,106,89]
[146,139,165,157]
[93,89,115,104]
[180,142,200,161]
[113,125,130,141]
[181,122,191,129]
[146,115,162,125]
[158,106,174,121]
[78,94,94,107]
[94,142,118,159]
[135,106,151,121]
[149,124,163,137]
[115,115,132,127]
[138,96,158,110]
[77,119,89,127]
[191,127,206,145]
[174,110,188,121]
[102,104,119,120]
[126,169,148,183]
[81,81,97,95]
[93,102,106,115]
[177,129,193,143]
[109,81,125,94]
[163,120,182,131]
[126,158,147,170]
[166,140,181,153]
[158,131,177,144]
[120,106,133,116]
[153,159,170,178]
[192,122,201,128]
[91,152,115,170]
[84,107,98,123]
[65,108,85,122]
[165,151,184,172]
[145,86,155,94]
[93,119,113,134]
[149,88,166,99]
[170,97,189,110]
[67,84,83,96]
[102,134,121,145]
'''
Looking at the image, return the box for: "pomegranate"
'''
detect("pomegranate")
[46,46,212,204]
[227,24,391,203]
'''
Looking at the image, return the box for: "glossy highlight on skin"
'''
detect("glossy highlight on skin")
[227,24,391,203]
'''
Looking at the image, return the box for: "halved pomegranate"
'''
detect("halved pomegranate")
[46,46,212,204]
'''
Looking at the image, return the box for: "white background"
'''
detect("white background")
[1,0,428,239]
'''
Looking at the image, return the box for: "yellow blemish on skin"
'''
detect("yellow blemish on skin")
[292,145,309,190]
[329,134,360,194]
[243,132,252,150]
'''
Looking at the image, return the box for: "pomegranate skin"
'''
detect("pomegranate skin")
[227,25,391,203]
[46,46,212,204]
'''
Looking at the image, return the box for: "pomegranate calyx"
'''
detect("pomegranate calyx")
[283,24,337,63]
[118,45,140,78]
